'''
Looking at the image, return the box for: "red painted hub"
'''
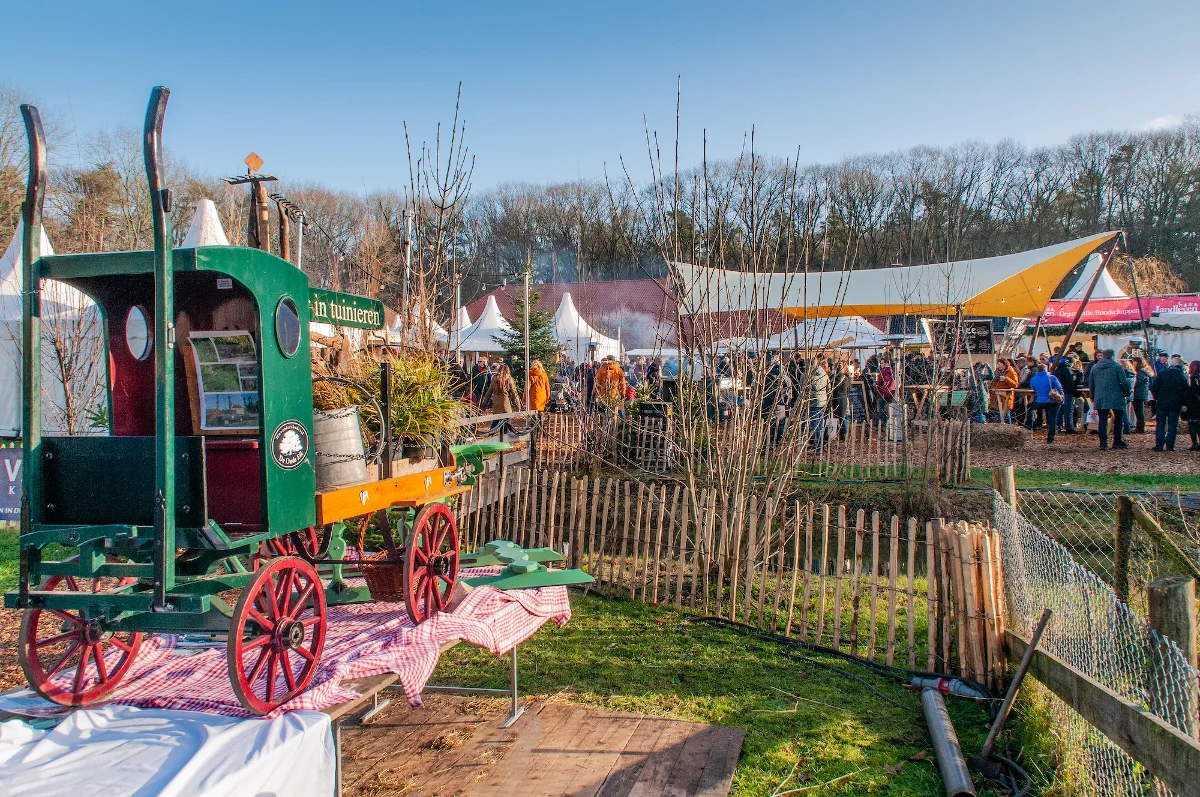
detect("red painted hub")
[227,555,326,715]
[18,570,144,707]
[403,503,460,625]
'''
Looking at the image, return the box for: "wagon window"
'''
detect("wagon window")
[276,296,301,358]
[125,305,152,360]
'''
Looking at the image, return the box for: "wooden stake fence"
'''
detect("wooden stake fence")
[453,468,1002,682]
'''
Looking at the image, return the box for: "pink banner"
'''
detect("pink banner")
[1039,294,1200,324]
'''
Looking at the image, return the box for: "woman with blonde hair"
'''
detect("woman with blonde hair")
[485,363,521,415]
[527,360,551,411]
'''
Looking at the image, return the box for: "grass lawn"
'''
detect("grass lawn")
[969,467,1200,492]
[437,592,1030,796]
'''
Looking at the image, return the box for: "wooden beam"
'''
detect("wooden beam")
[1007,630,1200,796]
[1129,500,1200,581]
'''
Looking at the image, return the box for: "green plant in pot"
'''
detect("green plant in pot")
[384,352,476,460]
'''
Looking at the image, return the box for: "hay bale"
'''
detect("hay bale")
[971,424,1028,450]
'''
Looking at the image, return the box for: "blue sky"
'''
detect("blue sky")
[5,0,1199,192]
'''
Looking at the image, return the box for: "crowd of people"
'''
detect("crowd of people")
[446,342,1200,454]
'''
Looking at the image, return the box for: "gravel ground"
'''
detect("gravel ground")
[972,421,1200,476]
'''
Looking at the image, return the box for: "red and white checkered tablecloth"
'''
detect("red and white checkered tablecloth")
[82,569,571,718]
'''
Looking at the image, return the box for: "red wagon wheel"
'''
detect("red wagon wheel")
[18,568,144,707]
[227,556,327,715]
[403,503,460,625]
[288,526,330,563]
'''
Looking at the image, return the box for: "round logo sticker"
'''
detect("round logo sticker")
[271,420,309,470]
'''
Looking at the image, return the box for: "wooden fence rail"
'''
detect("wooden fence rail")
[455,468,1001,685]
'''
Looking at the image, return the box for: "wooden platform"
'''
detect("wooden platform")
[341,693,744,797]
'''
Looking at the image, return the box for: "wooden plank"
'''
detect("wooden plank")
[926,521,937,672]
[958,523,985,682]
[832,505,847,650]
[587,475,601,575]
[885,514,900,666]
[742,495,759,624]
[848,509,866,655]
[800,502,814,642]
[714,493,730,619]
[672,486,687,610]
[815,504,831,645]
[650,484,668,604]
[757,498,775,629]
[938,519,952,672]
[784,502,802,637]
[700,489,716,615]
[1007,630,1200,797]
[315,468,465,525]
[866,511,881,660]
[629,483,647,601]
[770,509,786,634]
[728,493,746,622]
[906,517,917,670]
[978,526,1002,691]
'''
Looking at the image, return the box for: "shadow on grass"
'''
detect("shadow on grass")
[435,592,1025,796]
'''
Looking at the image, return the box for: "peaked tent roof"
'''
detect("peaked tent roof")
[1061,252,1129,301]
[553,293,621,361]
[381,306,449,346]
[0,220,88,319]
[181,198,230,247]
[675,231,1119,320]
[456,295,512,352]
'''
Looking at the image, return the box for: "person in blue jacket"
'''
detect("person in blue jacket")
[1027,362,1065,444]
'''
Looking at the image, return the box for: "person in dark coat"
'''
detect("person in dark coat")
[470,360,491,406]
[1150,358,1190,451]
[1185,361,1200,450]
[1053,356,1081,433]
[1085,349,1132,450]
[830,361,851,439]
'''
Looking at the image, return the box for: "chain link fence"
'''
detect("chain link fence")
[994,493,1199,796]
[1014,488,1200,618]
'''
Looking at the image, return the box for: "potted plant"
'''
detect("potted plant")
[383,352,476,462]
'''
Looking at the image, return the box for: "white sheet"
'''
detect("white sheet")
[0,705,334,797]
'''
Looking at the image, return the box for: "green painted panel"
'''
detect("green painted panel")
[308,287,384,329]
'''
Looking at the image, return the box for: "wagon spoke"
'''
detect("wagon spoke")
[34,630,79,649]
[48,610,82,627]
[65,576,80,592]
[108,636,135,654]
[242,634,271,651]
[413,547,429,565]
[424,578,436,613]
[288,582,316,620]
[92,643,109,683]
[72,645,90,695]
[266,654,278,703]
[431,580,445,611]
[247,607,274,632]
[280,650,297,692]
[45,640,82,679]
[247,646,271,686]
[276,569,297,617]
[293,644,315,662]
[300,615,323,628]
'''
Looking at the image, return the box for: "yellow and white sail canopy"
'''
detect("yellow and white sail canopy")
[675,231,1118,320]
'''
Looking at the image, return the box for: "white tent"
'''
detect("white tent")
[456,295,512,353]
[1061,252,1128,301]
[553,293,621,363]
[181,199,230,247]
[1149,312,1200,364]
[449,306,472,351]
[0,222,105,437]
[381,307,448,347]
[676,231,1118,320]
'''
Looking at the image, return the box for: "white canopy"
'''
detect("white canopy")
[712,316,886,353]
[553,293,620,363]
[455,295,512,353]
[0,222,105,437]
[449,306,472,351]
[1061,252,1128,301]
[181,199,230,247]
[675,232,1118,320]
[381,306,448,347]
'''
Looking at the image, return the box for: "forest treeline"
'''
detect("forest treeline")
[2,84,1197,318]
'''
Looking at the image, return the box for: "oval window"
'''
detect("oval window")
[276,296,301,358]
[125,305,152,360]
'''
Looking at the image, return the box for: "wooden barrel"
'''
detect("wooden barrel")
[313,408,369,490]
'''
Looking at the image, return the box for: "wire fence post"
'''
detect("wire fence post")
[1147,576,1198,739]
[1114,495,1134,603]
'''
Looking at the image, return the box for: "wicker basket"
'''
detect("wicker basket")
[361,550,405,603]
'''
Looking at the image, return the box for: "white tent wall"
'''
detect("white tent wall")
[181,199,231,247]
[1060,252,1129,301]
[553,293,620,363]
[1149,312,1200,364]
[0,223,106,438]
[455,295,511,353]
